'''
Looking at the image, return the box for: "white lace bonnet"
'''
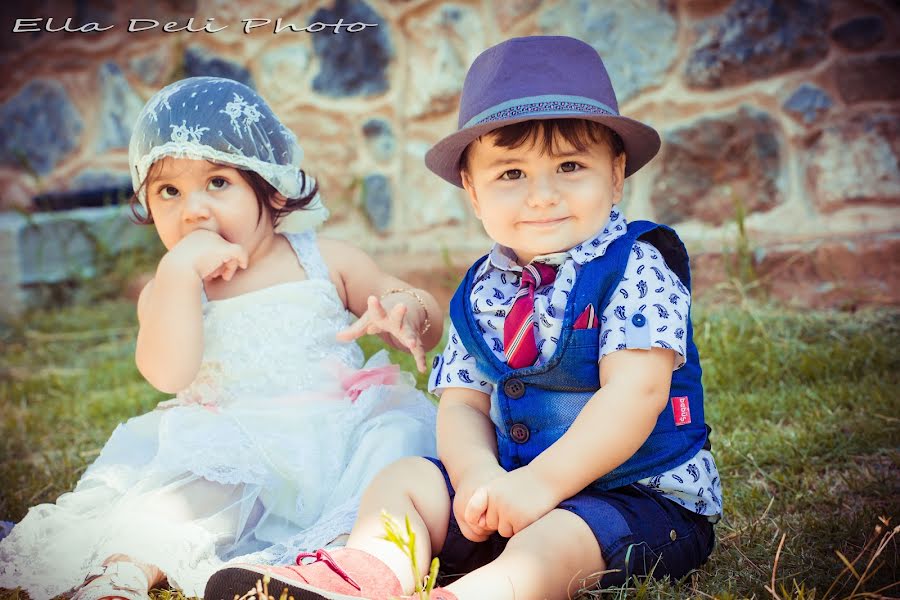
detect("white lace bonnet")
[128,76,328,231]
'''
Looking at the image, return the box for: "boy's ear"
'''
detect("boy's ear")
[460,170,482,219]
[611,153,626,205]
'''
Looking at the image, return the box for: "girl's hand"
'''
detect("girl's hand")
[164,229,249,282]
[336,295,428,373]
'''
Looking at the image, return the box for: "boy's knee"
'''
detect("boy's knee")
[507,509,602,567]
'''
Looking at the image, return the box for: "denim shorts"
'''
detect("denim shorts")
[424,457,715,587]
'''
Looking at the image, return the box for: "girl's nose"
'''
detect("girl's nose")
[182,191,211,222]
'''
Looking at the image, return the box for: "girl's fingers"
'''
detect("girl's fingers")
[411,342,427,373]
[367,295,389,320]
[233,245,249,269]
[336,313,370,341]
[204,264,224,282]
[221,259,238,281]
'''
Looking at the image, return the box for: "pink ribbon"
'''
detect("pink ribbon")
[341,364,399,403]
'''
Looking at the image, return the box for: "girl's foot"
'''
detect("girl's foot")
[72,558,159,600]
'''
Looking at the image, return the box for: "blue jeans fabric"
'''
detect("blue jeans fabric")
[424,457,715,587]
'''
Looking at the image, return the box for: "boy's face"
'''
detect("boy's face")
[461,129,626,265]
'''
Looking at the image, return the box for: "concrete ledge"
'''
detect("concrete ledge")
[0,206,156,319]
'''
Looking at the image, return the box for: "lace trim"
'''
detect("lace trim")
[285,231,330,280]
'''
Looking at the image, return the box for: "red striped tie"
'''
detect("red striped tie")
[504,262,557,369]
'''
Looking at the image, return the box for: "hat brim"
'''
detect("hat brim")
[425,114,661,188]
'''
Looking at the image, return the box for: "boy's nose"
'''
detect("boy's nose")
[527,175,560,207]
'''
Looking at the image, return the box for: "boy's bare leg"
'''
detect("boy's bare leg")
[446,508,604,600]
[346,457,452,594]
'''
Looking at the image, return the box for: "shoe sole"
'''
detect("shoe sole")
[204,566,362,600]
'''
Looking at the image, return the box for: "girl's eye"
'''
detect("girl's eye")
[559,162,581,173]
[500,169,524,180]
[208,177,229,191]
[159,185,179,199]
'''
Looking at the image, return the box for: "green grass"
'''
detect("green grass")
[1,300,898,599]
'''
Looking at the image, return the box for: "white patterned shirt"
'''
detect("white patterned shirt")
[429,208,722,519]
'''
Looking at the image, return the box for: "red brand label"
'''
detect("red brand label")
[671,396,691,426]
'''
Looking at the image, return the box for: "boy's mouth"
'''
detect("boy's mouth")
[520,217,570,227]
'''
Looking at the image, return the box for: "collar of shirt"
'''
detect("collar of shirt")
[484,207,629,274]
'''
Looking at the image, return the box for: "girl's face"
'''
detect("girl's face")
[146,158,273,252]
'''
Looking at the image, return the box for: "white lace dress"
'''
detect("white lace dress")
[0,231,437,599]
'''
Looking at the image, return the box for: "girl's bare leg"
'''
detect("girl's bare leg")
[346,457,452,593]
[446,508,604,600]
[91,478,249,598]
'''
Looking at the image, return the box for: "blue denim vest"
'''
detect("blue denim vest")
[448,221,708,491]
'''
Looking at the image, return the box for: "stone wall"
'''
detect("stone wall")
[1,0,898,310]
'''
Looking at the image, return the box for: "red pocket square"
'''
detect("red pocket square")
[573,304,597,329]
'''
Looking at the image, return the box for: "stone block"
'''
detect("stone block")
[0,80,83,175]
[403,4,485,118]
[805,111,900,212]
[834,54,900,104]
[184,45,255,88]
[650,106,784,225]
[362,118,396,162]
[311,0,392,98]
[782,83,833,125]
[96,62,145,152]
[363,174,392,232]
[685,0,830,89]
[539,0,678,103]
[830,15,885,51]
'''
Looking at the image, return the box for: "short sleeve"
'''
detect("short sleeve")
[598,241,691,369]
[428,322,495,396]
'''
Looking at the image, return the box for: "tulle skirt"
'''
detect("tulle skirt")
[0,353,437,599]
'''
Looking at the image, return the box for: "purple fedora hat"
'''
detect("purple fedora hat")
[425,36,661,188]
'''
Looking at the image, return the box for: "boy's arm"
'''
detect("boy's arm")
[529,346,676,500]
[437,386,506,540]
[437,386,501,485]
[480,346,676,536]
[319,237,443,352]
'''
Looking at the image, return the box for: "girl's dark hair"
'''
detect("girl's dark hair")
[129,163,319,227]
[460,118,625,174]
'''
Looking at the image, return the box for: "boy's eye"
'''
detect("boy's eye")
[208,177,229,190]
[159,185,179,199]
[500,169,524,180]
[559,162,581,173]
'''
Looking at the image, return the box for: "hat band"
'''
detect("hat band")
[463,94,618,129]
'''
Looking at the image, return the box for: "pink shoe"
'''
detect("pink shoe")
[204,548,403,600]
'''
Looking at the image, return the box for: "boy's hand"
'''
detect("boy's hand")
[163,229,248,283]
[477,466,560,538]
[454,462,506,542]
[336,295,428,373]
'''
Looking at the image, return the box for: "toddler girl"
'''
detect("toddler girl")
[0,77,440,600]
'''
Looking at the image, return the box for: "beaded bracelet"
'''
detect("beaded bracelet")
[380,287,432,336]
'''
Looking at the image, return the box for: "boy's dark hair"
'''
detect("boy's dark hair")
[129,162,319,227]
[460,119,625,174]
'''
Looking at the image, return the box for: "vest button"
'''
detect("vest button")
[510,423,530,443]
[631,313,647,327]
[503,378,525,399]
